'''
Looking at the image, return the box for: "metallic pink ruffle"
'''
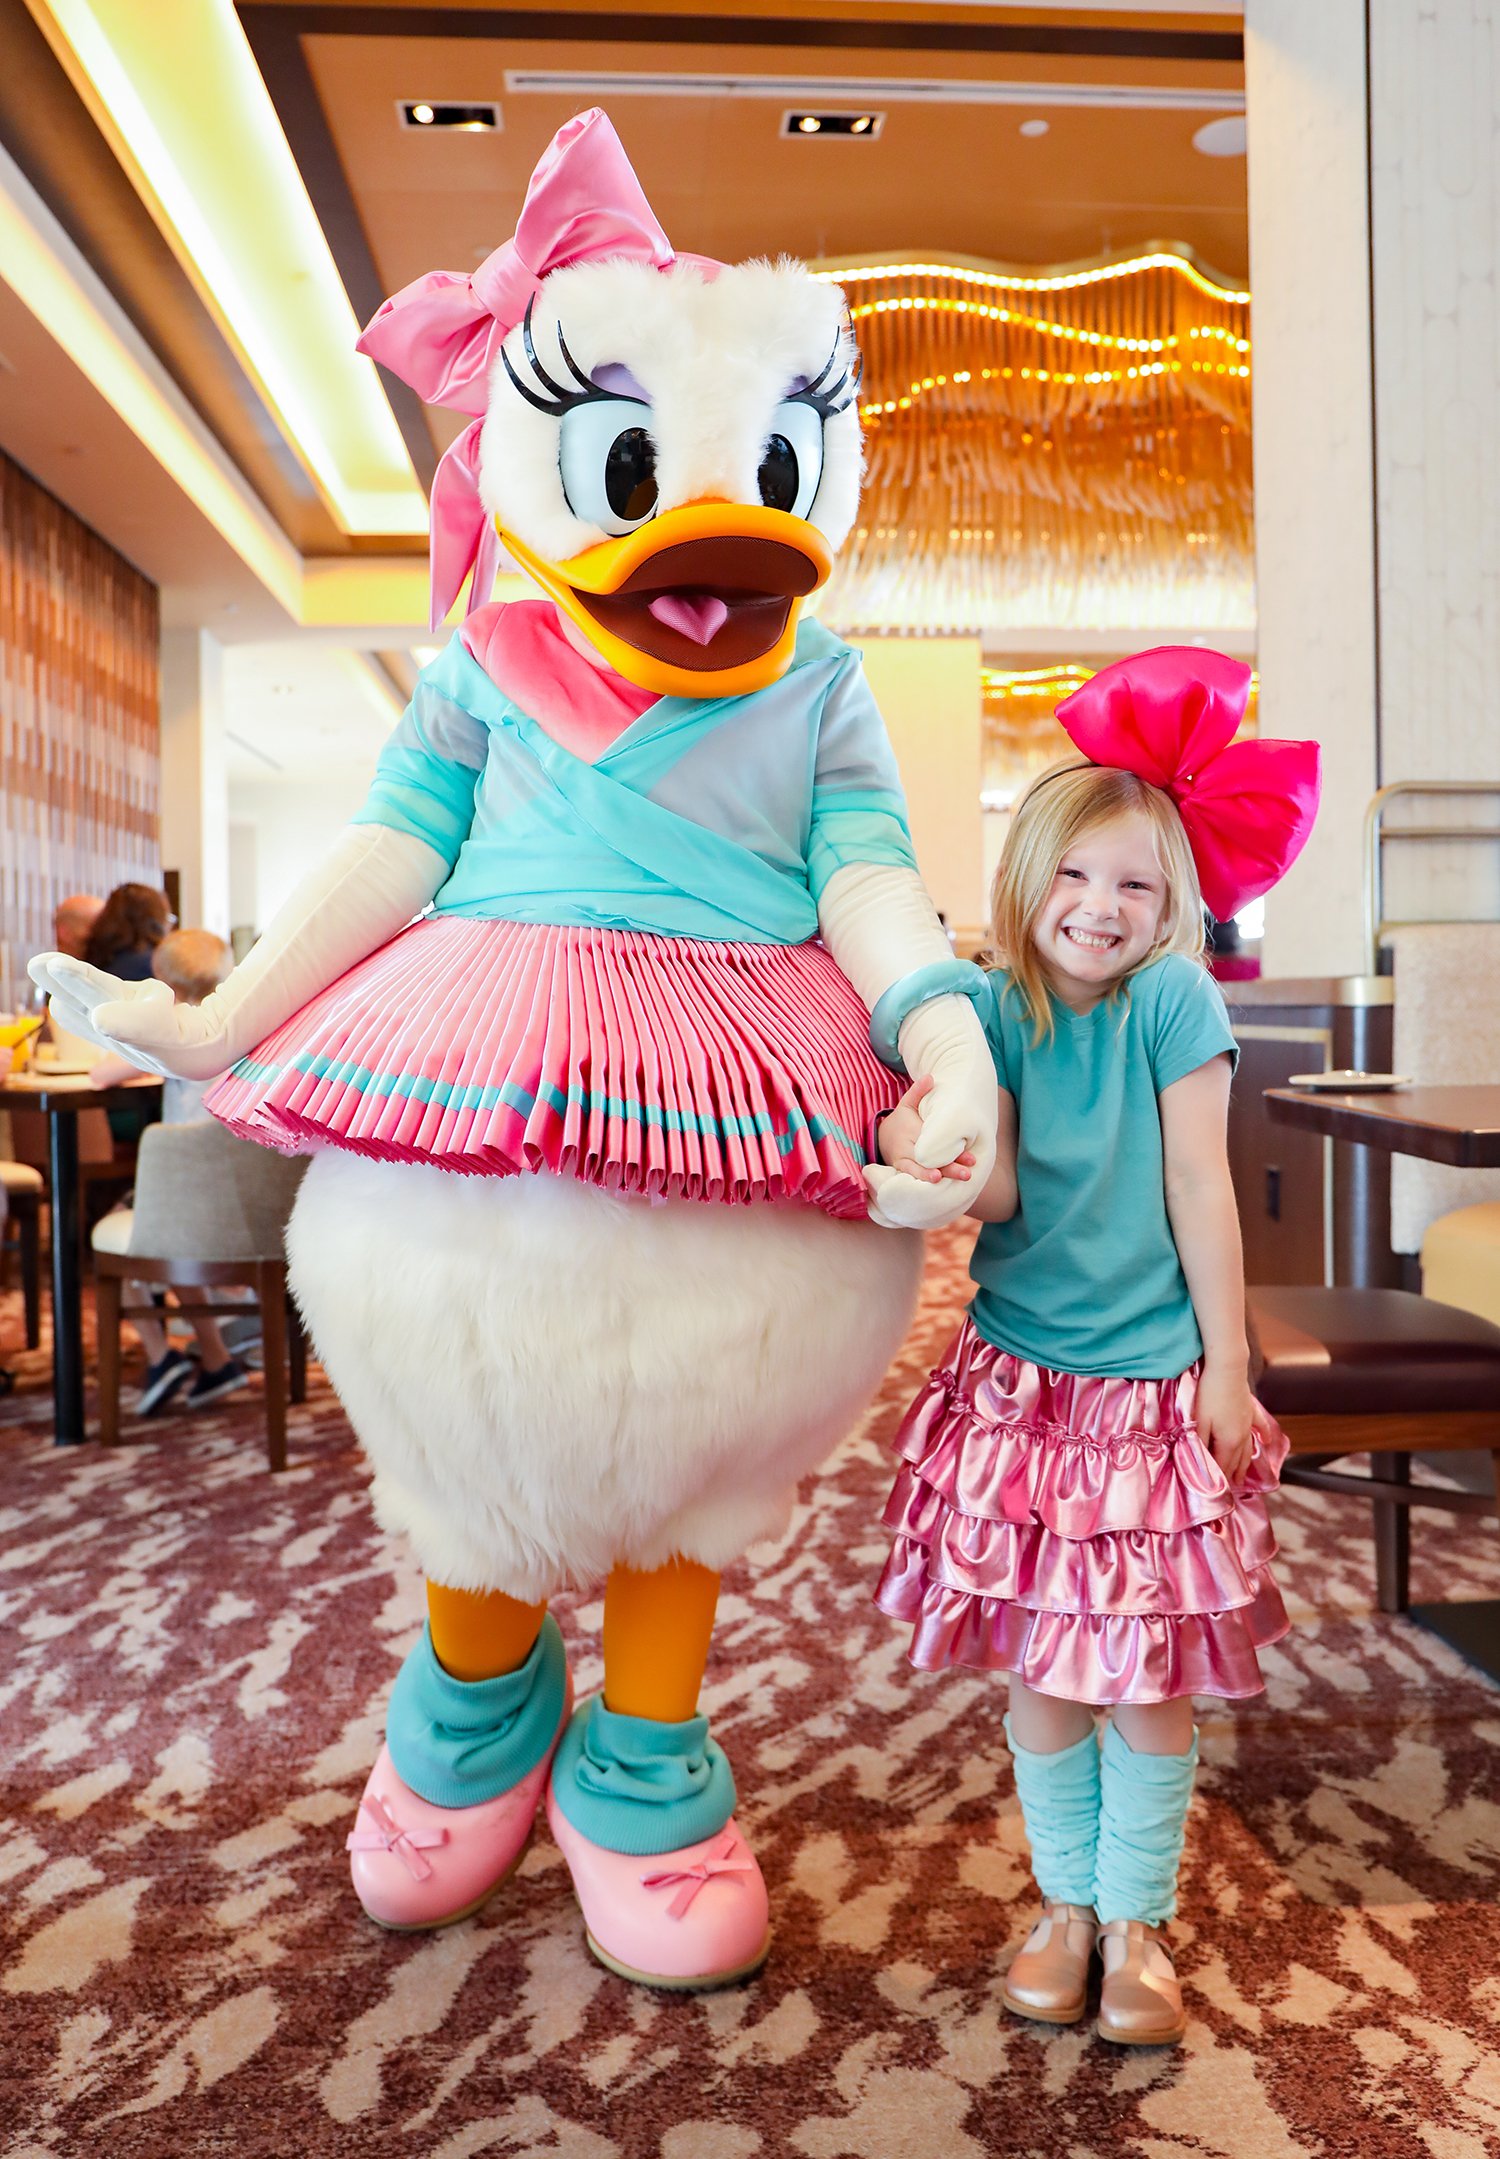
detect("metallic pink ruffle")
[874,1320,1291,1704]
[892,1322,1285,1539]
[883,1471,1278,1616]
[877,1566,1289,1703]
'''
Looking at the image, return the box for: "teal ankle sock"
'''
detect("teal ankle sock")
[550,1696,736,1858]
[386,1612,567,1808]
[1094,1718,1199,1925]
[1004,1714,1100,1907]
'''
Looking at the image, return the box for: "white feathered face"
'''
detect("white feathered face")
[476,257,862,696]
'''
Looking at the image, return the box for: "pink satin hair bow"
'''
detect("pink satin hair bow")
[1054,647,1322,920]
[357,108,676,628]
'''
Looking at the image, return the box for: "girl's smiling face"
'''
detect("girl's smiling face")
[1033,809,1169,1008]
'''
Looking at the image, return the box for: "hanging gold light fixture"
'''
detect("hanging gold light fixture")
[811,253,1252,637]
[981,661,1260,808]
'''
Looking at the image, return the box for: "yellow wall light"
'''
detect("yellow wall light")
[25,0,427,538]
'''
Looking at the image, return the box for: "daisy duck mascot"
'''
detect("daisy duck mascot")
[32,111,993,1989]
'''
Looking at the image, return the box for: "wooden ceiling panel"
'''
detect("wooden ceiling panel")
[289,15,1243,469]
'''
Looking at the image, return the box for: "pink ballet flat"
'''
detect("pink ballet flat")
[348,1686,571,1930]
[546,1789,771,1989]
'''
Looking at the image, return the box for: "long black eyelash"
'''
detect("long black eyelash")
[794,338,862,418]
[499,296,605,417]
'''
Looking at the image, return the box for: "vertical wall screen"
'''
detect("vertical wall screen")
[0,452,160,1003]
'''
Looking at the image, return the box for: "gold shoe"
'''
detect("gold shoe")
[1001,1902,1097,2025]
[1095,1918,1186,2046]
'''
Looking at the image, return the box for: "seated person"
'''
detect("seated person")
[90,929,250,1414]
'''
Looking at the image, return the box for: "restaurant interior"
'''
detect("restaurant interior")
[2,3,1499,2153]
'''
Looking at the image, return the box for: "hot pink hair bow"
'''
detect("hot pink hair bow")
[1054,646,1322,920]
[357,107,676,628]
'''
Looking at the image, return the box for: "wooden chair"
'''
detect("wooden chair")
[1249,1284,1500,1614]
[8,1100,138,1261]
[1,1160,44,1347]
[92,1121,309,1471]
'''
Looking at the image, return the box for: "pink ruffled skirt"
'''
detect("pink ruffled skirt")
[206,916,900,1219]
[875,1318,1290,1703]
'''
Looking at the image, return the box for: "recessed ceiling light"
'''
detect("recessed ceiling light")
[784,111,885,139]
[1019,118,1050,138]
[399,101,502,132]
[1193,114,1246,158]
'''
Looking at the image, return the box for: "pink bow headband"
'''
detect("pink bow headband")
[357,108,679,629]
[1052,647,1322,921]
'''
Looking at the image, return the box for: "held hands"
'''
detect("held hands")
[877,1075,978,1184]
[1195,1360,1259,1486]
[27,955,232,1081]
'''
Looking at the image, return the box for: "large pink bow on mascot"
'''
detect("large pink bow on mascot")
[1054,646,1322,921]
[357,107,676,628]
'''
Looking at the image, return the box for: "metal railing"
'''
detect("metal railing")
[1363,780,1500,971]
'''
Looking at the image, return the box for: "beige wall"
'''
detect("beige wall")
[160,627,229,938]
[858,636,985,946]
[1245,0,1378,977]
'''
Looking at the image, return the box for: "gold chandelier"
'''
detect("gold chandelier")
[812,253,1253,637]
[982,662,1260,808]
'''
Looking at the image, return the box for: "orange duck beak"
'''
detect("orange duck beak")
[497,501,833,699]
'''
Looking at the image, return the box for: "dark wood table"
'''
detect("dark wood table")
[1266,1083,1500,1167]
[1267,1081,1500,1679]
[2,1075,162,1444]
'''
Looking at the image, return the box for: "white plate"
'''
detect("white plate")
[1286,1070,1411,1093]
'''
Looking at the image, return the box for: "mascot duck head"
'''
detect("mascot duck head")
[359,107,861,701]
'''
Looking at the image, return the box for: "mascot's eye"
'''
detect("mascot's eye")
[757,436,798,513]
[758,399,825,521]
[605,430,658,521]
[558,397,659,536]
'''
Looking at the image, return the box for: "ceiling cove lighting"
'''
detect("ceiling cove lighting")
[25,0,427,538]
[506,70,1244,116]
[0,138,301,615]
[400,101,501,132]
[784,112,883,139]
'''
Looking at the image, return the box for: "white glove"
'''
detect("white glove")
[818,861,998,1228]
[28,824,448,1082]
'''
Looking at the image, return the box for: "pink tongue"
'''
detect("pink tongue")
[648,593,729,646]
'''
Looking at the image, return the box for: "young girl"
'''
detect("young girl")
[870,648,1320,2047]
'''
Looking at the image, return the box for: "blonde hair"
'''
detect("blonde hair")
[151,928,231,1006]
[989,760,1205,1043]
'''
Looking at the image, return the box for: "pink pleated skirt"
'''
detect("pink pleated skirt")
[875,1318,1290,1703]
[206,915,901,1218]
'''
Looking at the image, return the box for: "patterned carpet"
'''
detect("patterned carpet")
[3,1228,1500,2159]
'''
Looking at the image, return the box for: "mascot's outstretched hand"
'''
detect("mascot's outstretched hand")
[818,861,996,1230]
[28,824,447,1081]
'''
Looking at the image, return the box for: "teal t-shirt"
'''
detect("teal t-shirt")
[970,952,1239,1380]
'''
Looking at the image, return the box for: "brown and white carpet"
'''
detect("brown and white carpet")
[3,1229,1500,2159]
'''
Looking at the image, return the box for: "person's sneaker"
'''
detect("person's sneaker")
[219,1313,263,1359]
[185,1358,250,1409]
[137,1348,196,1416]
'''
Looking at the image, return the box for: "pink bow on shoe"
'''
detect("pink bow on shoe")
[640,1834,755,1921]
[346,1792,449,1882]
[1054,647,1322,920]
[356,106,679,628]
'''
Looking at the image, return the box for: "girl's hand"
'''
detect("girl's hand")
[877,1074,977,1185]
[1195,1361,1258,1486]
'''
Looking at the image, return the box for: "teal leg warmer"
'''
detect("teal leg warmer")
[1094,1718,1199,1926]
[1004,1714,1101,1907]
[386,1612,568,1809]
[550,1696,736,1858]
